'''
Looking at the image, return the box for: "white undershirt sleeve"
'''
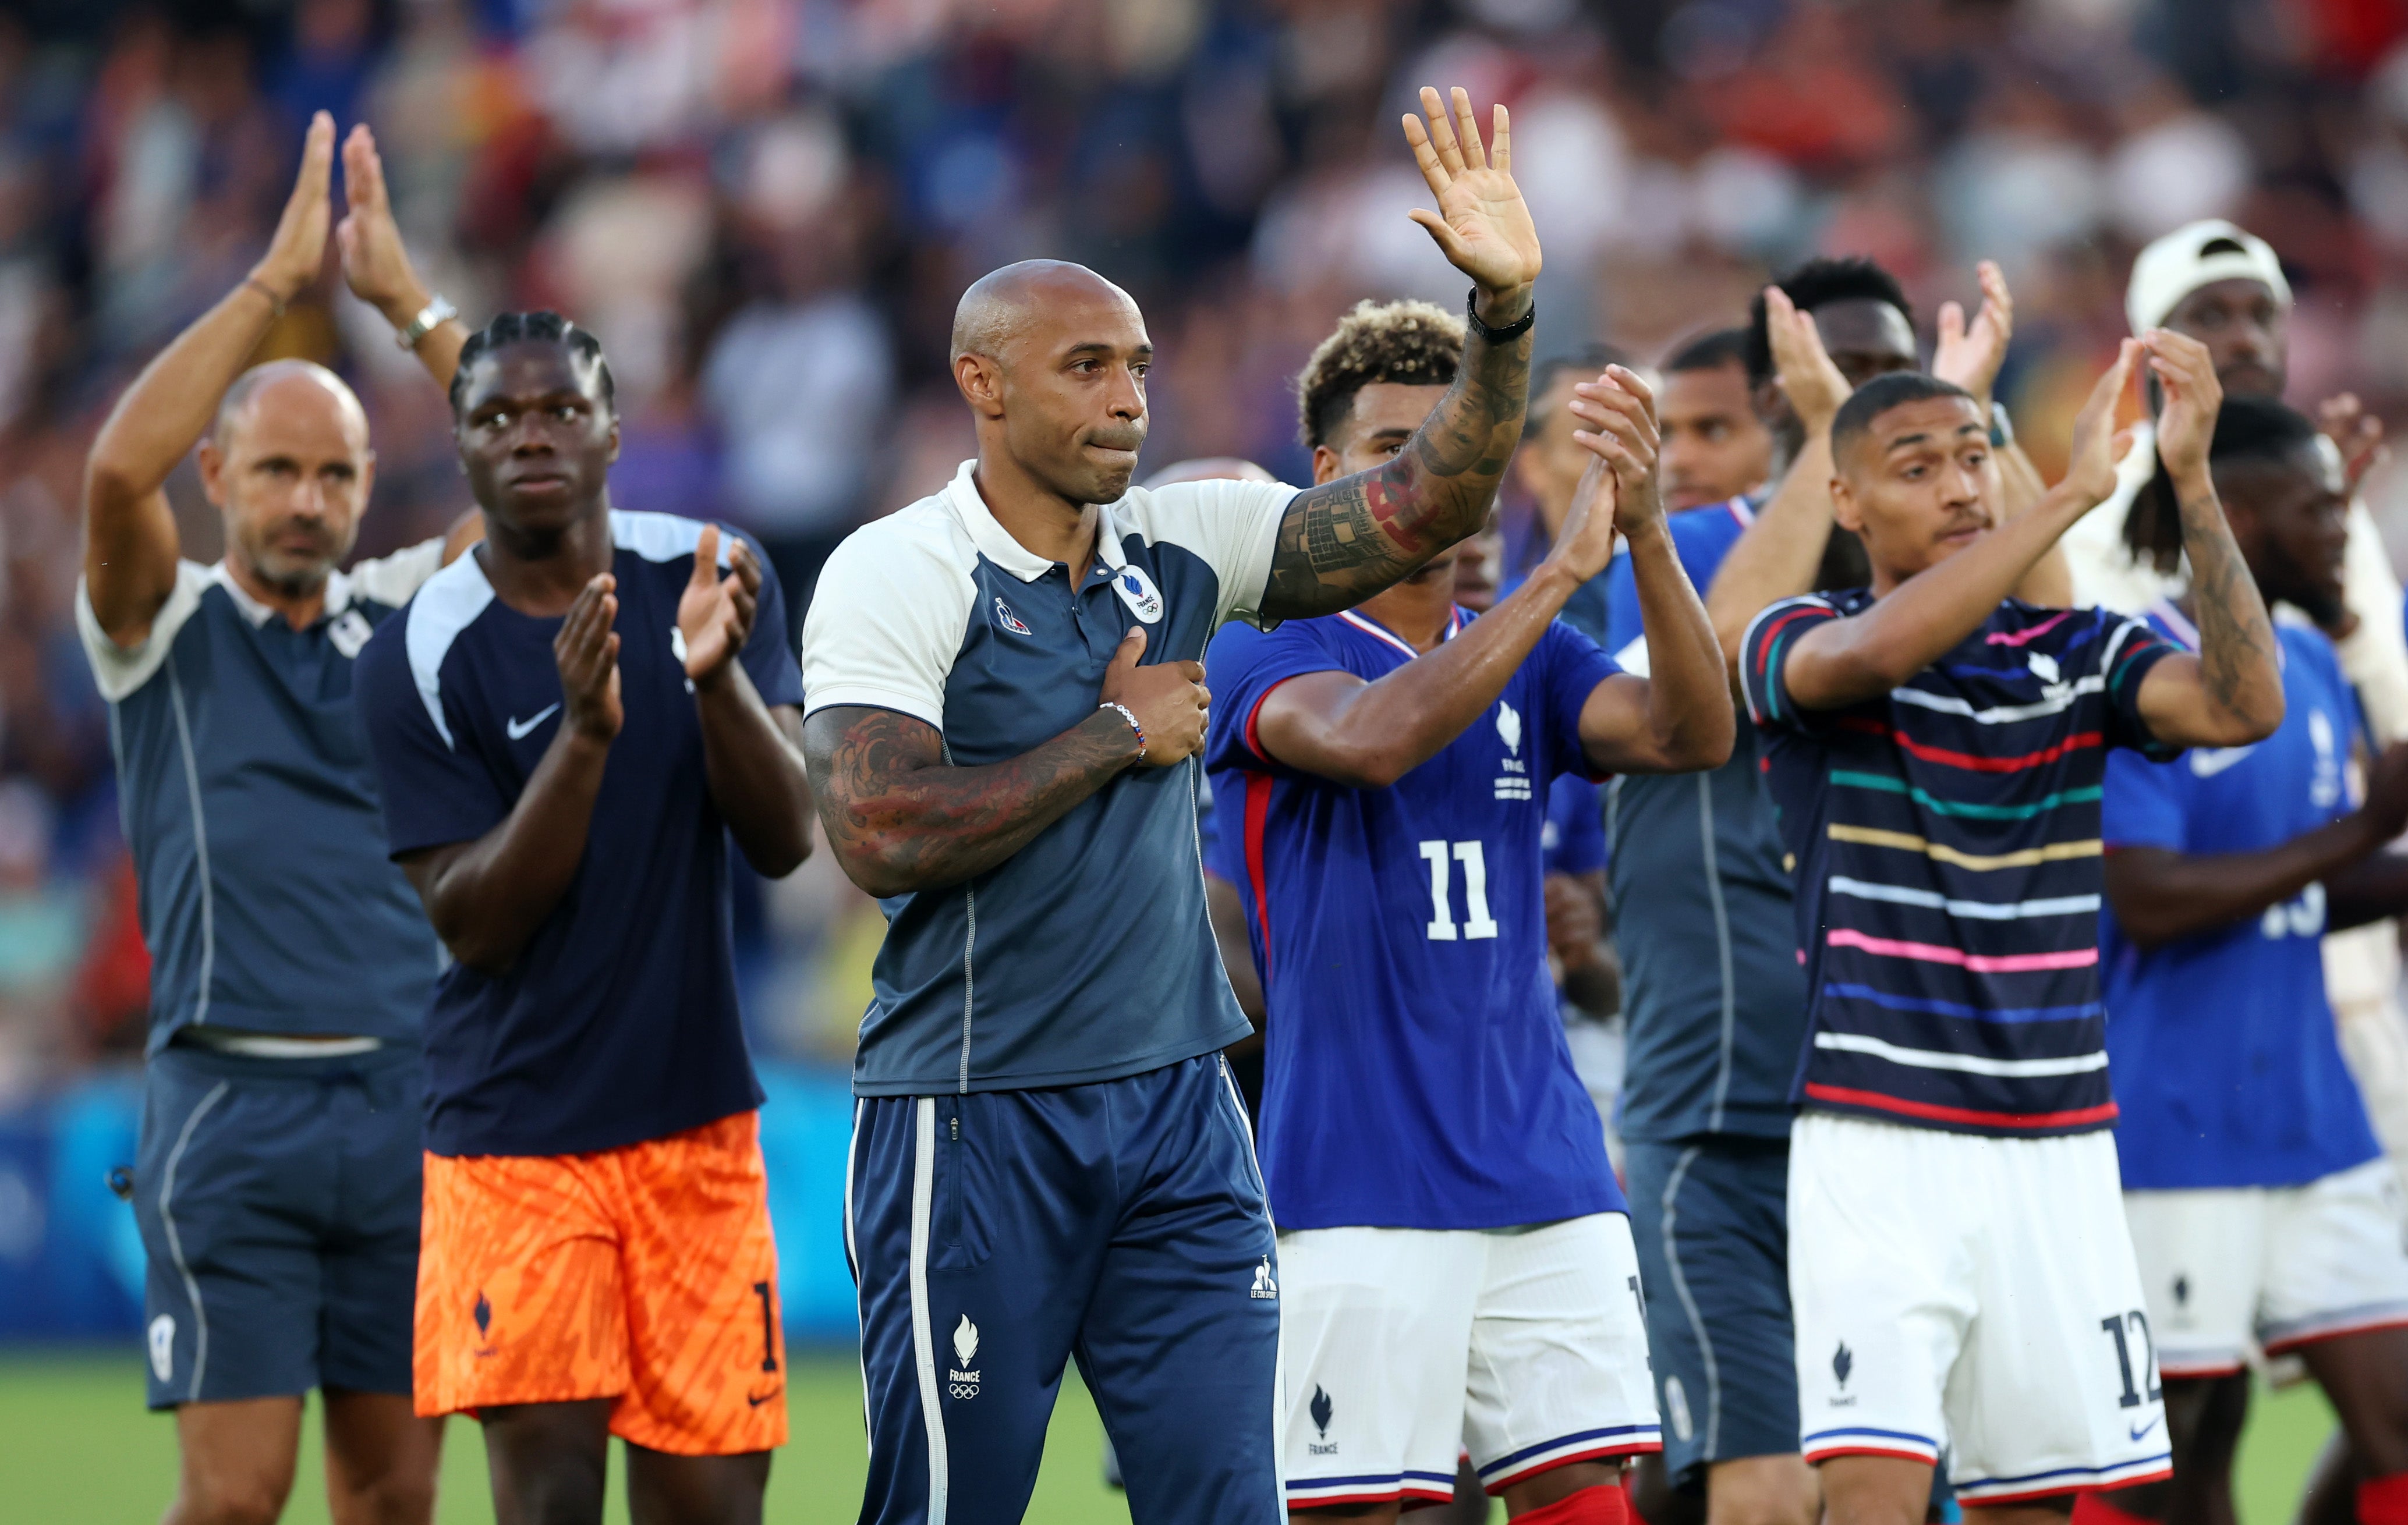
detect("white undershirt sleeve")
[799,514,978,731]
[76,561,209,703]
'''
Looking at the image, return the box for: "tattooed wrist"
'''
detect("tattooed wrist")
[801,705,1135,896]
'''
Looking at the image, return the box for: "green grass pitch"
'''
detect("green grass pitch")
[0,1349,2342,1523]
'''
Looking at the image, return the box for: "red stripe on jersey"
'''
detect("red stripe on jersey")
[1751,608,1825,679]
[1243,771,1277,980]
[1834,717,2103,774]
[1803,1083,2119,1132]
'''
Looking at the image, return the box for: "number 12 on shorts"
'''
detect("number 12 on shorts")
[2100,1310,2162,1407]
[1418,840,1499,941]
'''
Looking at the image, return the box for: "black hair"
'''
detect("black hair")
[1528,343,1637,435]
[1829,371,1977,461]
[448,311,617,417]
[1744,257,1915,386]
[2127,396,2325,567]
[1662,327,1750,375]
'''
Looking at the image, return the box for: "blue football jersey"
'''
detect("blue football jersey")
[2102,608,2385,1190]
[1203,607,1627,1230]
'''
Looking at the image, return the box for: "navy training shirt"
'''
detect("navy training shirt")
[1204,608,1627,1230]
[2102,609,2384,1190]
[355,511,800,1157]
[78,552,445,1052]
[801,460,1295,1097]
[1594,495,1808,1144]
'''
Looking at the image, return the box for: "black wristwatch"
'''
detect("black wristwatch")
[1465,288,1535,344]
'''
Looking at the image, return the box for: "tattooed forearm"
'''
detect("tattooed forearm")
[1262,300,1535,619]
[2175,476,2283,733]
[800,705,1138,898]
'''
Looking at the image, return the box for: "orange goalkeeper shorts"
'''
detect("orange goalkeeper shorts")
[413,1110,787,1455]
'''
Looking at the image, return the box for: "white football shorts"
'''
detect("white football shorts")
[1277,1214,1660,1511]
[2125,1158,2408,1377]
[1789,1113,2171,1504]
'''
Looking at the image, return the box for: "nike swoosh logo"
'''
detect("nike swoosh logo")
[2189,745,2257,778]
[2130,1417,2161,1442]
[506,704,561,740]
[746,1389,778,1407]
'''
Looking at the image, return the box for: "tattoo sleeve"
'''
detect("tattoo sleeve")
[2176,476,2281,728]
[1262,299,1534,620]
[801,705,1138,898]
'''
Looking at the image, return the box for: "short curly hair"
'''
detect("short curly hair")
[1296,299,1464,449]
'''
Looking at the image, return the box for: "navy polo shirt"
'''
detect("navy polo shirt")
[802,459,1296,1097]
[77,551,447,1052]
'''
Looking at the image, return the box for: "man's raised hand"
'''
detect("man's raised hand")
[2146,328,2223,491]
[555,574,623,743]
[1570,366,1666,543]
[2059,339,2141,506]
[1099,628,1210,768]
[250,111,336,307]
[1764,286,1850,435]
[1931,260,2014,415]
[1401,86,1541,307]
[337,123,433,327]
[678,524,760,686]
[2320,392,2386,495]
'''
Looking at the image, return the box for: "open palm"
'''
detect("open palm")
[1402,86,1542,296]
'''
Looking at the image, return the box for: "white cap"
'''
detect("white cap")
[2125,218,2292,335]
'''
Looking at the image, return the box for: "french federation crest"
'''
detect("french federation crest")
[1111,565,1164,625]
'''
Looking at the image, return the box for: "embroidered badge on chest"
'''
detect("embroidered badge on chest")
[1111,565,1164,625]
[1493,701,1532,800]
[328,609,373,659]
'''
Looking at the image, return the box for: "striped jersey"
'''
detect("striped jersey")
[1740,591,2180,1137]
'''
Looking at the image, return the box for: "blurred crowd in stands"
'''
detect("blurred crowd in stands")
[0,0,2402,1098]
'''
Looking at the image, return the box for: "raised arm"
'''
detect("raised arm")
[2106,745,2408,948]
[336,123,469,393]
[1261,87,1541,620]
[804,628,1203,898]
[2131,332,2285,748]
[1704,287,1851,669]
[401,574,620,973]
[1931,259,2066,607]
[1253,454,1617,789]
[678,526,814,878]
[1569,370,1735,773]
[1776,343,2140,712]
[83,112,337,643]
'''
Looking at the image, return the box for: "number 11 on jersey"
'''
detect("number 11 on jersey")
[1419,840,1500,941]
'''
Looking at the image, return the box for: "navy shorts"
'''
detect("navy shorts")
[847,1052,1282,1525]
[133,1042,424,1409]
[1625,1136,1797,1488]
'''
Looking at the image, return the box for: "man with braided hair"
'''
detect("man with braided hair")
[356,309,816,1524]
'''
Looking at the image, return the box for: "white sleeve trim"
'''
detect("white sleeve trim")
[345,537,447,608]
[801,685,948,730]
[76,561,209,703]
[799,504,976,735]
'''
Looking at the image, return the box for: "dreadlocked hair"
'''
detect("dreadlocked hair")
[1296,299,1464,448]
[2127,395,2324,570]
[448,311,616,417]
